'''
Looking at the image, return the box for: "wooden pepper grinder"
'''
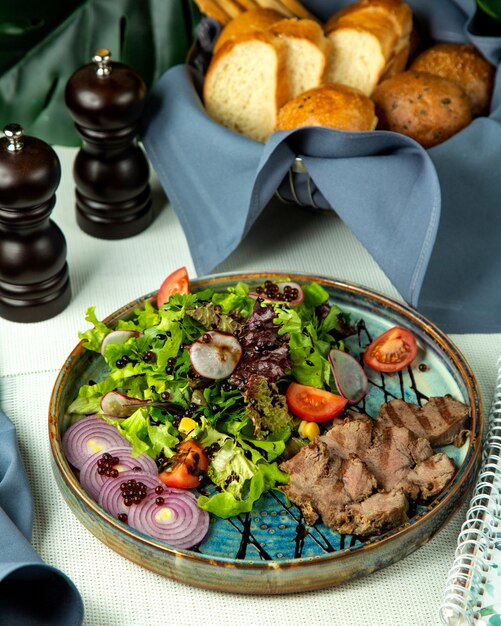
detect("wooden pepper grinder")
[0,124,71,322]
[65,48,153,239]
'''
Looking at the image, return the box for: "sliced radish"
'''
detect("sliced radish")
[250,281,304,306]
[62,415,131,470]
[80,446,158,501]
[100,391,149,417]
[188,331,242,379]
[328,348,368,404]
[127,488,210,549]
[100,330,142,356]
[98,470,167,519]
[100,390,185,418]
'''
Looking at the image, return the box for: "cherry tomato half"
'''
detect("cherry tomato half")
[158,440,208,489]
[286,382,348,422]
[363,326,418,373]
[156,266,190,308]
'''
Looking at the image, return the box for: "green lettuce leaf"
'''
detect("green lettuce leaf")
[302,282,330,308]
[197,462,288,518]
[115,407,179,459]
[211,282,254,317]
[67,395,101,414]
[78,306,112,353]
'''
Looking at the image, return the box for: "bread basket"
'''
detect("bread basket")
[142,0,501,333]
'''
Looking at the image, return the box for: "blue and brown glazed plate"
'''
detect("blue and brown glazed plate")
[48,272,482,594]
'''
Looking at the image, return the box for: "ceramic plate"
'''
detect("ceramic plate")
[49,272,482,593]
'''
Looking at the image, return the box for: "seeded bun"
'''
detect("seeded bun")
[410,43,495,117]
[373,70,472,148]
[275,83,377,132]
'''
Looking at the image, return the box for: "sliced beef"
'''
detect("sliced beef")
[341,455,377,503]
[321,417,432,492]
[401,452,456,500]
[319,456,377,529]
[280,405,458,537]
[362,423,432,491]
[280,439,331,524]
[320,414,373,459]
[280,440,376,526]
[377,396,470,447]
[332,490,409,537]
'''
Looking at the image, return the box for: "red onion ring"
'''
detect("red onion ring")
[127,488,210,549]
[62,415,130,470]
[80,446,158,501]
[98,470,167,519]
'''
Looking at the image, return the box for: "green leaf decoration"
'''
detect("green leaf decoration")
[0,0,198,145]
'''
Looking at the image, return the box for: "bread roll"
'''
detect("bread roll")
[204,31,290,143]
[270,18,331,97]
[275,84,377,132]
[410,43,495,117]
[214,8,283,53]
[325,0,412,96]
[373,70,472,148]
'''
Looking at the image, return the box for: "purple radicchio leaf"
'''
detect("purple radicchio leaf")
[229,301,291,388]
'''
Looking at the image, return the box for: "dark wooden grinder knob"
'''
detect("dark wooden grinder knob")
[65,48,153,239]
[0,124,71,322]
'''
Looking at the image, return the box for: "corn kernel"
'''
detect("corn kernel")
[178,417,196,435]
[298,420,320,441]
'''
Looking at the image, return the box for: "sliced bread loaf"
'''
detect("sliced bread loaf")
[203,31,290,143]
[325,0,412,96]
[214,8,283,53]
[270,18,331,98]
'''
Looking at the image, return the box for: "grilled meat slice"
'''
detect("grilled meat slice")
[280,439,330,525]
[321,417,433,492]
[280,404,458,537]
[400,452,456,500]
[377,396,470,447]
[362,423,432,491]
[280,440,376,526]
[320,414,373,459]
[333,490,409,537]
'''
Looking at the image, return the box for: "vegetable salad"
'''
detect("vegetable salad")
[68,279,357,519]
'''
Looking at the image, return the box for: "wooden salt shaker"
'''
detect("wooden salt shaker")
[0,124,71,322]
[65,48,153,239]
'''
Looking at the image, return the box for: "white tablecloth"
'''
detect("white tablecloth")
[1,146,499,626]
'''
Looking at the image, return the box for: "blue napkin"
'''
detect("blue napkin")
[142,0,501,333]
[0,409,84,625]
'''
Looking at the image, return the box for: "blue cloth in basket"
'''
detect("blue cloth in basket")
[0,409,84,625]
[142,0,501,333]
